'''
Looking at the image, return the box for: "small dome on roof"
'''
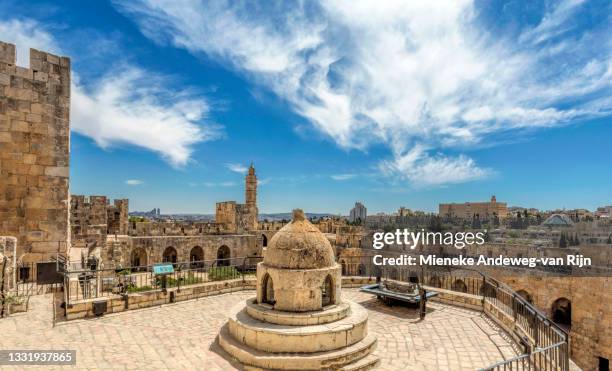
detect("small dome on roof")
[264,209,335,269]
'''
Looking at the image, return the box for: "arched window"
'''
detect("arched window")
[429,276,441,287]
[358,263,366,276]
[261,274,275,304]
[321,275,334,307]
[217,245,230,266]
[340,260,347,275]
[131,248,148,271]
[190,246,204,269]
[452,279,468,293]
[516,289,533,304]
[162,246,177,263]
[262,234,268,247]
[551,298,572,327]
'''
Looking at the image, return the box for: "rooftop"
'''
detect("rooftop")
[3,289,520,370]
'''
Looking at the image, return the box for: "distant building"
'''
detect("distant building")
[542,214,574,227]
[398,207,412,217]
[439,195,508,221]
[349,202,367,223]
[595,206,612,218]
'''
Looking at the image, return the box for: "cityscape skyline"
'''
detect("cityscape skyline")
[1,0,611,214]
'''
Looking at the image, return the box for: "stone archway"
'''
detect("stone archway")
[452,279,468,293]
[358,263,366,276]
[261,273,275,304]
[429,276,441,287]
[551,298,572,327]
[130,248,148,270]
[262,234,268,247]
[190,246,204,269]
[321,275,334,307]
[162,246,177,263]
[516,289,534,304]
[217,245,231,267]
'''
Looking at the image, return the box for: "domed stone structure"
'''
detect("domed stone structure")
[258,209,340,312]
[218,209,379,370]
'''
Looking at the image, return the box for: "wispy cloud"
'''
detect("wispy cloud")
[1,17,221,168]
[225,163,248,174]
[203,181,237,187]
[117,0,612,186]
[126,179,144,186]
[331,174,357,181]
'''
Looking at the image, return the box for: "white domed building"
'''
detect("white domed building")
[218,209,378,370]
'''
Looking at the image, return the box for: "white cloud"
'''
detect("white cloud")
[1,17,220,167]
[117,0,612,186]
[126,179,144,186]
[379,145,490,187]
[203,181,237,187]
[225,163,248,174]
[331,174,357,181]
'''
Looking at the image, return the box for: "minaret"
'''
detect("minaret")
[245,163,258,230]
[245,163,257,207]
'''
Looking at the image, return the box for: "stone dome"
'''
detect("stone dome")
[263,209,335,269]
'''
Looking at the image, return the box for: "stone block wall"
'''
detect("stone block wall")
[0,41,70,263]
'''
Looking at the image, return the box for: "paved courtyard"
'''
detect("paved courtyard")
[0,289,519,370]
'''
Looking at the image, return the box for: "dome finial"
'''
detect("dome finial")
[292,209,305,221]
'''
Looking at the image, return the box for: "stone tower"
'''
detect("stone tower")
[244,163,258,231]
[245,163,257,207]
[218,209,379,370]
[0,41,71,263]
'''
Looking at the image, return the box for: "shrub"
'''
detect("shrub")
[208,266,240,281]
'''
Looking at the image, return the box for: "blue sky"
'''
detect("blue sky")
[1,0,611,214]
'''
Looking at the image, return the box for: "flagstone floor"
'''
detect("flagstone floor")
[0,289,520,370]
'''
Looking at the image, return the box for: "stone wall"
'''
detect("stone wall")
[0,41,70,263]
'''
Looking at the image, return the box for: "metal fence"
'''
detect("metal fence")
[63,256,262,303]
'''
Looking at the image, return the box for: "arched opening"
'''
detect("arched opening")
[429,276,441,287]
[162,246,177,263]
[262,234,268,247]
[130,248,148,271]
[321,275,334,307]
[388,268,398,280]
[551,298,572,327]
[217,245,230,267]
[261,274,275,305]
[358,263,366,276]
[340,260,347,275]
[516,289,534,304]
[189,246,204,269]
[452,279,468,293]
[409,273,419,283]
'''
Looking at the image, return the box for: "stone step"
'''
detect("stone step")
[340,354,380,371]
[218,323,378,370]
[246,299,352,325]
[228,300,369,353]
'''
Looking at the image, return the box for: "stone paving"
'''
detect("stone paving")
[0,289,519,370]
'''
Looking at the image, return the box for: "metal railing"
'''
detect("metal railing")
[64,256,262,303]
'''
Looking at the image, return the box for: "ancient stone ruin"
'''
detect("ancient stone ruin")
[218,209,379,370]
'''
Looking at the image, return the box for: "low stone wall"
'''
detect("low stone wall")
[66,278,257,320]
[424,286,483,311]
